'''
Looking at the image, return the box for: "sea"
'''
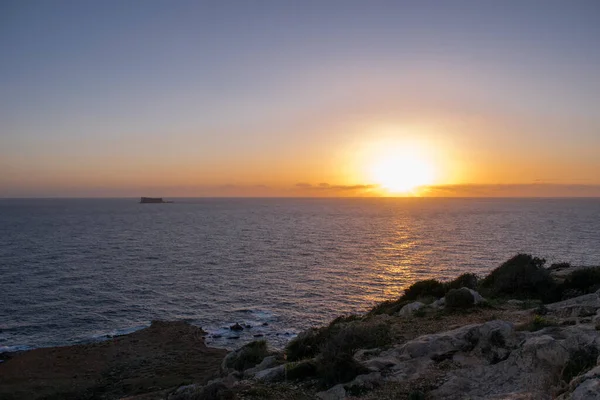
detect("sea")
[1,198,599,352]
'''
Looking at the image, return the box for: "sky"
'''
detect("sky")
[1,0,599,197]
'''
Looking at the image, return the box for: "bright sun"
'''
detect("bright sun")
[370,147,435,193]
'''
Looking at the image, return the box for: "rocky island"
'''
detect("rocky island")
[140,197,172,204]
[3,255,600,399]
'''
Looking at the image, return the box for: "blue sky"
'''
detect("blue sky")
[1,1,599,196]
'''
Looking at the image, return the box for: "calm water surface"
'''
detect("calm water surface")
[1,198,599,350]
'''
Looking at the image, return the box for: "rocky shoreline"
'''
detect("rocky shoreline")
[3,254,600,399]
[0,321,226,400]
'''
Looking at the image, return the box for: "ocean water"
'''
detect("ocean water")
[1,198,599,351]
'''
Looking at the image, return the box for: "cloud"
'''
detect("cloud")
[291,182,379,196]
[421,183,600,197]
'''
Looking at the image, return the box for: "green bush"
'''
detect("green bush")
[480,254,556,301]
[315,320,390,385]
[285,315,362,361]
[316,350,368,386]
[285,359,317,381]
[403,279,446,301]
[446,273,479,291]
[368,299,409,316]
[290,319,392,386]
[561,267,600,295]
[562,347,599,382]
[549,262,571,270]
[408,391,426,400]
[225,340,270,371]
[285,328,324,362]
[445,288,475,309]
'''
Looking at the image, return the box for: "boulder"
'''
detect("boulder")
[431,298,445,308]
[345,372,383,392]
[429,324,600,399]
[571,379,600,400]
[465,288,485,304]
[398,302,425,317]
[316,384,346,400]
[254,364,285,382]
[230,323,244,331]
[243,355,280,377]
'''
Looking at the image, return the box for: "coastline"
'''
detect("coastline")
[0,321,226,400]
[3,256,600,399]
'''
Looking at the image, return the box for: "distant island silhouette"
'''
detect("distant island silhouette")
[139,197,172,203]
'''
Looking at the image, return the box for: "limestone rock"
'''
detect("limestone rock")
[571,378,600,399]
[316,384,346,400]
[254,364,285,382]
[398,302,425,317]
[345,372,382,392]
[243,355,280,377]
[431,298,446,308]
[465,288,485,304]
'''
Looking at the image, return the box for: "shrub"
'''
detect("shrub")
[445,288,475,309]
[549,262,571,270]
[225,340,269,371]
[561,267,600,295]
[285,315,362,361]
[310,319,392,386]
[316,350,368,386]
[562,346,599,383]
[368,299,409,316]
[408,391,426,400]
[479,254,556,301]
[403,279,446,301]
[446,273,479,291]
[285,359,317,381]
[286,328,325,362]
[321,320,392,355]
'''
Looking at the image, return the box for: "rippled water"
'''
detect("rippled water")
[1,198,599,350]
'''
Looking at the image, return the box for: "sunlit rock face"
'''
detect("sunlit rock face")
[353,294,600,400]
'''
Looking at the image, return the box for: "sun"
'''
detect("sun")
[370,147,435,194]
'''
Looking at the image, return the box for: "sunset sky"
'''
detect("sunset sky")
[1,1,599,197]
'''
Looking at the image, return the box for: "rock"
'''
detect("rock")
[220,341,269,372]
[316,384,346,400]
[168,380,235,400]
[354,348,382,361]
[398,302,425,317]
[254,364,285,382]
[431,298,445,308]
[428,323,600,399]
[345,372,382,392]
[243,355,280,377]
[465,288,485,304]
[571,379,600,400]
[230,323,244,331]
[363,357,398,372]
[507,299,525,307]
[546,293,600,320]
